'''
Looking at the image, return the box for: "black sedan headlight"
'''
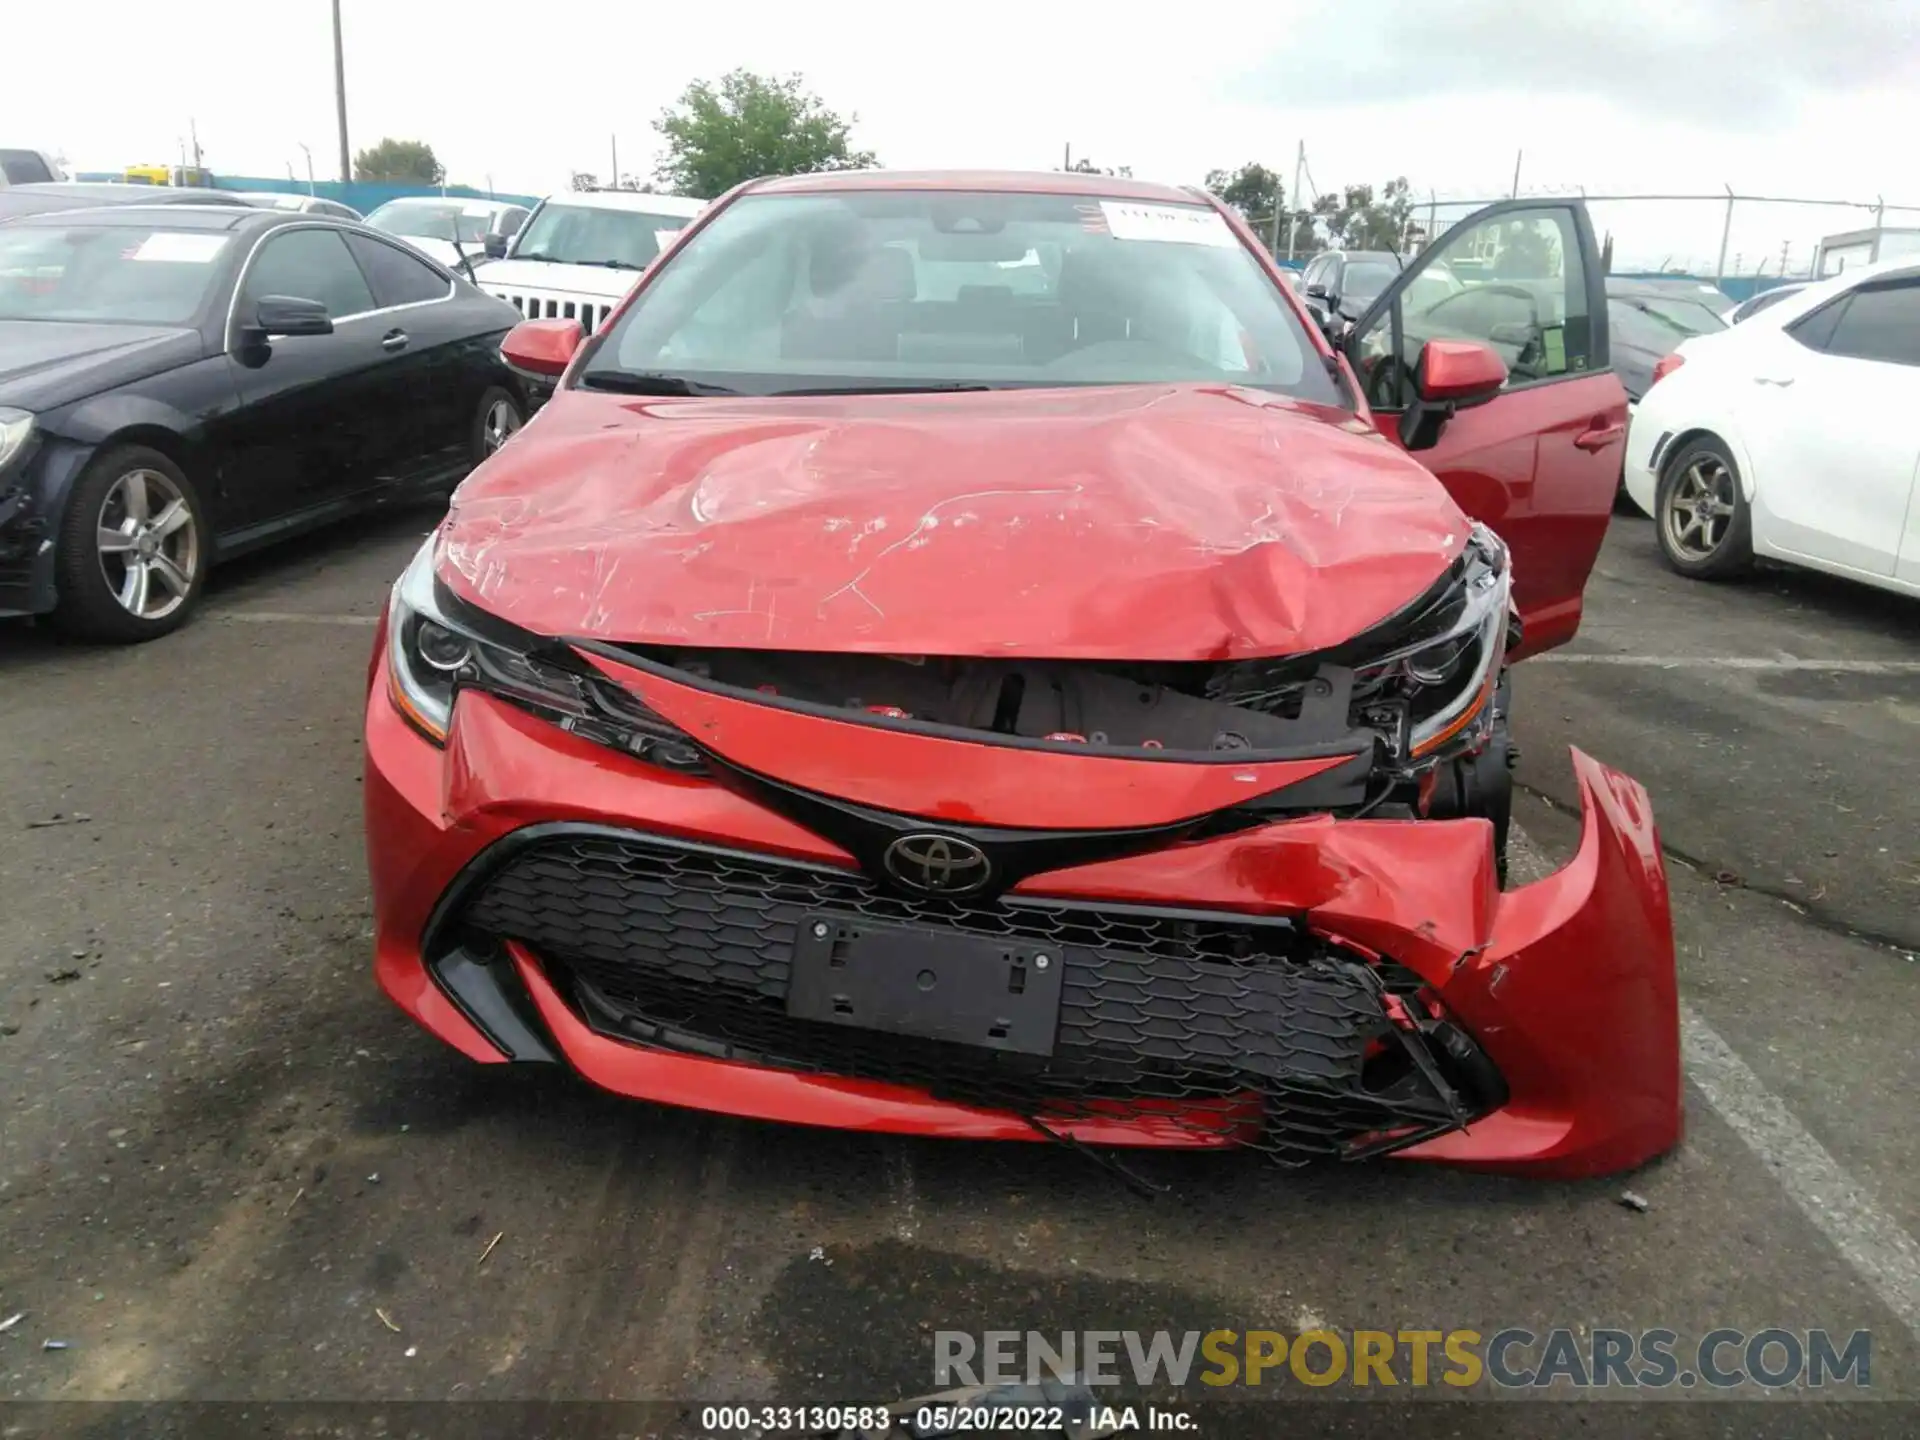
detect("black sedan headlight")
[0,409,35,471]
[385,538,705,771]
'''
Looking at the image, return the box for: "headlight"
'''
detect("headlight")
[1348,524,1512,772]
[0,409,35,470]
[385,537,706,771]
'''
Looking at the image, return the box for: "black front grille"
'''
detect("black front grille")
[450,831,1492,1164]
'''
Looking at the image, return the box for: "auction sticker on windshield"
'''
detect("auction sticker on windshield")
[1098,201,1236,247]
[130,233,229,263]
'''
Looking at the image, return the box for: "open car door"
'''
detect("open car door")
[1344,198,1625,657]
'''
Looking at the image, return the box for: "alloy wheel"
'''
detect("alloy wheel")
[483,398,523,454]
[95,468,199,621]
[1662,454,1737,561]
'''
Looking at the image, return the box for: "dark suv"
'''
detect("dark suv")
[1298,249,1403,329]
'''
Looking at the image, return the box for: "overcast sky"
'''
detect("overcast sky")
[7,0,1916,272]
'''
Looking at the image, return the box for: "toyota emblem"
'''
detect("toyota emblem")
[883,833,992,896]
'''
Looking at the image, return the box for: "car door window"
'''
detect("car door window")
[240,227,374,321]
[1821,281,1920,366]
[345,233,451,308]
[1787,296,1851,352]
[1354,207,1591,409]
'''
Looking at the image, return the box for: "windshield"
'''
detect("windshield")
[513,204,693,269]
[581,190,1338,400]
[366,200,494,244]
[0,224,228,323]
[1612,293,1726,337]
[1341,261,1398,303]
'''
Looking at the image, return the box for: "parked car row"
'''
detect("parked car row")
[0,172,717,638]
[0,202,533,638]
[1623,256,1920,597]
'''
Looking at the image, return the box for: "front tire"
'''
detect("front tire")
[472,385,525,467]
[50,445,208,643]
[1654,436,1752,579]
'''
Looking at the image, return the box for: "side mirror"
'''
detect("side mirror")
[484,233,508,259]
[501,318,583,379]
[1415,339,1507,404]
[1305,282,1330,300]
[1397,340,1507,452]
[252,295,333,338]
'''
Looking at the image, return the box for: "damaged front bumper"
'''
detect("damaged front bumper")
[365,631,1681,1177]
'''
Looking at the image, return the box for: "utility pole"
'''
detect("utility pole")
[189,118,202,169]
[1426,189,1437,253]
[1510,149,1522,198]
[298,142,314,195]
[1268,173,1282,254]
[610,135,619,190]
[1063,142,1071,171]
[1713,183,1734,288]
[1778,239,1791,277]
[331,0,351,182]
[1284,140,1305,260]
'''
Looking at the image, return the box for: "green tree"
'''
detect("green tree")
[1309,177,1416,252]
[1203,162,1284,224]
[654,70,876,199]
[353,138,444,184]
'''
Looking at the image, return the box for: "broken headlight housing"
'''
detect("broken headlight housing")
[1351,524,1512,773]
[385,537,706,771]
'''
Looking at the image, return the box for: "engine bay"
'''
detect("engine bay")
[655,649,1347,754]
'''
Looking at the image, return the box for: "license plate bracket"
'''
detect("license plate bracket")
[786,913,1064,1057]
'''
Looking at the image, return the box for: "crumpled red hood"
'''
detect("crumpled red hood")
[437,384,1467,660]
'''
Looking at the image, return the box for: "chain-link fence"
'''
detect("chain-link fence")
[1407,190,1920,295]
[1239,183,1920,296]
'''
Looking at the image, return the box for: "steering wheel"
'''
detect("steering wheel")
[1421,284,1542,328]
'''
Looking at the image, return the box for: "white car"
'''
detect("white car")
[477,190,705,334]
[235,191,363,221]
[363,196,531,274]
[1622,258,1920,596]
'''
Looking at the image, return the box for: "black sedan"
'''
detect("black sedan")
[0,182,254,222]
[1605,278,1728,403]
[0,204,527,640]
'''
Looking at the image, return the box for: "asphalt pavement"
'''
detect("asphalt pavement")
[2,505,1917,1437]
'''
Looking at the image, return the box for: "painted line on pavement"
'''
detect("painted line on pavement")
[1509,824,1920,1342]
[1534,654,1920,673]
[1679,1005,1920,1341]
[209,610,379,627]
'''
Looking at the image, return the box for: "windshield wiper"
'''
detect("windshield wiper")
[773,381,997,396]
[578,370,742,396]
[572,258,645,271]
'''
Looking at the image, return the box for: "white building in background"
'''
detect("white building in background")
[1814,225,1920,277]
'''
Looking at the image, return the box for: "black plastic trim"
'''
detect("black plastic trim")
[565,635,1376,766]
[420,819,1338,966]
[431,947,558,1063]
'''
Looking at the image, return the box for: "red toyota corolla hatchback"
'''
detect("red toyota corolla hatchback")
[364,171,1679,1177]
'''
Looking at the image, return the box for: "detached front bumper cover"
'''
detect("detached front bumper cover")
[366,667,1681,1178]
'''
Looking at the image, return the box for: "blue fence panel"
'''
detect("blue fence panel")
[1612,270,1802,303]
[214,176,542,214]
[73,172,541,214]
